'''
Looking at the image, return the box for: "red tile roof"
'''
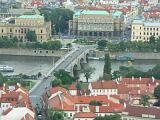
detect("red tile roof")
[74,112,97,118]
[69,84,76,90]
[123,106,160,119]
[91,81,117,89]
[117,84,128,94]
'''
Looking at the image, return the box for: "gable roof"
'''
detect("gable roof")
[123,106,160,119]
[74,112,97,118]
[91,81,117,89]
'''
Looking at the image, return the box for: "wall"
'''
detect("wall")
[89,50,160,60]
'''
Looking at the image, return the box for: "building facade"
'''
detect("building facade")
[69,10,124,39]
[0,14,51,42]
[131,19,160,41]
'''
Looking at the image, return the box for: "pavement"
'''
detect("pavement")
[29,45,94,108]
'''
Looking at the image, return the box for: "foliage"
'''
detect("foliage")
[97,40,107,49]
[54,69,75,85]
[66,43,72,48]
[52,78,62,87]
[119,64,160,79]
[0,36,62,50]
[0,72,5,86]
[103,53,111,74]
[94,114,121,120]
[153,99,160,107]
[76,81,82,90]
[39,8,74,34]
[107,36,160,52]
[103,53,111,80]
[154,85,160,99]
[81,67,95,82]
[46,109,64,120]
[89,100,102,106]
[139,95,150,107]
[26,30,37,42]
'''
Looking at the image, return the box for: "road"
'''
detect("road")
[29,46,93,108]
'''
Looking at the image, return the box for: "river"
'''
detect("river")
[0,55,159,81]
[79,59,160,82]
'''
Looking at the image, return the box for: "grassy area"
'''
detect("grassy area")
[73,39,96,45]
[21,81,36,90]
[81,83,89,89]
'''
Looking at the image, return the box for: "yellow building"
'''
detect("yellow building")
[0,14,51,42]
[131,19,160,41]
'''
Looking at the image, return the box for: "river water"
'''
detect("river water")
[79,59,160,82]
[0,55,159,82]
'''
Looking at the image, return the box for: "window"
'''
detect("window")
[150,28,152,30]
[153,28,155,30]
[41,29,43,33]
[147,28,149,30]
[150,32,152,35]
[64,113,67,117]
[41,36,43,39]
[144,28,146,30]
[157,28,159,31]
[10,28,12,32]
[147,32,149,35]
[140,32,141,35]
[70,113,72,117]
[144,32,145,35]
[140,27,141,29]
[157,33,158,35]
[2,29,3,33]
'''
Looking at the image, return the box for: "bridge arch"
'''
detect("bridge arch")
[73,64,79,78]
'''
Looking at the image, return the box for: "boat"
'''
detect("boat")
[115,54,135,61]
[0,65,14,72]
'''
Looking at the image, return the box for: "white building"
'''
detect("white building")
[88,81,118,96]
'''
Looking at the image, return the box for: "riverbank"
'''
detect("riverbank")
[89,50,160,60]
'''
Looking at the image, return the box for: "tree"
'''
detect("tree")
[26,30,37,42]
[149,35,156,44]
[37,72,42,78]
[52,78,62,87]
[97,40,107,49]
[89,100,102,106]
[94,114,121,120]
[76,81,82,90]
[47,40,62,50]
[103,53,111,80]
[0,72,5,86]
[46,109,64,120]
[81,67,95,82]
[154,85,160,99]
[139,95,150,107]
[54,69,75,85]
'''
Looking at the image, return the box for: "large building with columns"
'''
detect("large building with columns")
[0,14,51,42]
[69,10,124,39]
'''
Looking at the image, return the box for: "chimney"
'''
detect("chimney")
[148,83,150,87]
[139,77,142,81]
[17,83,21,87]
[132,76,134,81]
[120,76,122,81]
[3,83,6,91]
[95,106,99,113]
[156,82,159,86]
[58,92,64,110]
[152,76,155,83]
[138,90,140,94]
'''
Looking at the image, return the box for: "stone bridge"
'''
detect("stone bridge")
[65,49,90,76]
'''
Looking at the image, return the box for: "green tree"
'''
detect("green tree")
[0,72,5,86]
[140,95,150,107]
[52,78,62,87]
[76,81,82,90]
[54,69,75,85]
[89,100,102,106]
[154,85,160,99]
[103,53,111,80]
[26,30,37,42]
[81,67,95,83]
[46,109,64,120]
[47,40,62,50]
[94,114,121,120]
[149,35,156,44]
[97,40,107,49]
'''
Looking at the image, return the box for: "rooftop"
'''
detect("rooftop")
[74,112,97,118]
[17,15,43,19]
[123,106,160,119]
